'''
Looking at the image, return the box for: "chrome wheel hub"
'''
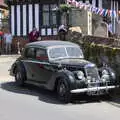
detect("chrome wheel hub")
[16,72,22,81]
[59,83,66,96]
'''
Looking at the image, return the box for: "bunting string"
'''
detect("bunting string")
[67,0,119,18]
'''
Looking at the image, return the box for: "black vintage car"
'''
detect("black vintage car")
[10,40,116,103]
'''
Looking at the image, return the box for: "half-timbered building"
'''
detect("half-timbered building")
[6,0,65,51]
[7,0,62,38]
[6,0,105,39]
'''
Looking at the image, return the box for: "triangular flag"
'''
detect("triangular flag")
[102,9,106,16]
[104,9,108,16]
[75,2,79,7]
[79,3,84,9]
[92,7,96,13]
[67,0,72,4]
[114,10,117,18]
[108,9,111,16]
[89,6,93,11]
[96,8,101,14]
[71,0,77,6]
[100,9,104,15]
[110,10,113,17]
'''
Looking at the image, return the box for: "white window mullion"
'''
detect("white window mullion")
[85,0,90,4]
[99,0,102,8]
[11,5,15,36]
[17,5,21,36]
[35,4,39,31]
[92,0,96,7]
[29,4,33,33]
[23,5,27,36]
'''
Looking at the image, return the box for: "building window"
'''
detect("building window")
[102,0,111,9]
[36,48,48,62]
[42,4,57,26]
[50,4,57,25]
[0,10,3,29]
[96,0,99,7]
[43,5,49,26]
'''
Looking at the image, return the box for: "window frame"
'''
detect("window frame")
[48,45,84,60]
[42,4,50,26]
[42,4,57,27]
[24,47,36,59]
[35,48,48,62]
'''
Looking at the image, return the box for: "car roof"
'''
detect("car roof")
[26,40,80,48]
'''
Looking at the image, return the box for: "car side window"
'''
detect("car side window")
[36,48,48,62]
[25,47,35,59]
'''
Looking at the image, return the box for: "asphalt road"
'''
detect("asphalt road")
[0,55,120,120]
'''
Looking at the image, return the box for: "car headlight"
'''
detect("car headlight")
[102,70,109,75]
[76,71,85,80]
[101,68,116,81]
[101,69,110,82]
[101,74,110,82]
[111,72,116,80]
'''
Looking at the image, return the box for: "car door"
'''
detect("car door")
[23,47,38,82]
[34,48,54,84]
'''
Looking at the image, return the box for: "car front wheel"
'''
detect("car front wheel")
[57,78,71,103]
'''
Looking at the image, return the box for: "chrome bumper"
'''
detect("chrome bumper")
[70,85,116,94]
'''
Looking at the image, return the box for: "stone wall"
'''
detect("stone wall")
[69,8,89,35]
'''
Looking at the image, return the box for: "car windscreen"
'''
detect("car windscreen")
[48,46,84,60]
[66,47,83,58]
[49,47,67,59]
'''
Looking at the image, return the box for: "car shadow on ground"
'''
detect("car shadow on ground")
[1,81,114,105]
[106,88,120,107]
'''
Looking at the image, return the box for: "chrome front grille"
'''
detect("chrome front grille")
[85,67,100,82]
[65,65,79,71]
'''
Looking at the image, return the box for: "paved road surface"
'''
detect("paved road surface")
[0,55,120,120]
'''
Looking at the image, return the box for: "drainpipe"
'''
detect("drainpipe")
[116,1,119,34]
[113,0,116,33]
[116,1,119,22]
[111,0,113,33]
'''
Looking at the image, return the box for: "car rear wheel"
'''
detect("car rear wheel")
[57,78,71,103]
[15,66,26,86]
